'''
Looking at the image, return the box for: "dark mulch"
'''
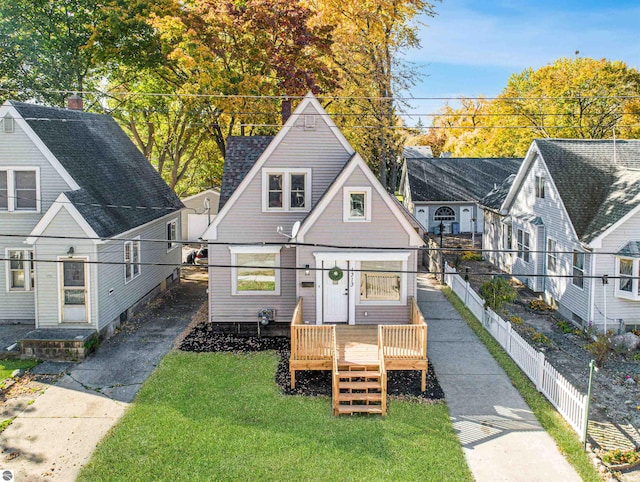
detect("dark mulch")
[180,322,445,401]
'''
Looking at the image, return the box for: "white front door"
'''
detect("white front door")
[460,207,472,233]
[415,206,428,231]
[60,259,88,322]
[323,260,349,323]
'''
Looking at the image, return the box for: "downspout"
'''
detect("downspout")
[589,250,596,327]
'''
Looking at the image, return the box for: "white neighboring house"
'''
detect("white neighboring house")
[180,188,219,241]
[399,153,522,234]
[0,98,183,354]
[483,138,640,331]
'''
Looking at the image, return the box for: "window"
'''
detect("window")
[3,114,14,133]
[230,246,281,295]
[616,257,640,300]
[343,187,372,222]
[547,238,557,272]
[535,175,545,199]
[517,229,530,262]
[360,261,401,302]
[503,223,512,250]
[6,249,34,291]
[0,168,39,212]
[167,219,178,251]
[262,169,311,212]
[572,250,584,289]
[124,239,141,283]
[434,206,455,221]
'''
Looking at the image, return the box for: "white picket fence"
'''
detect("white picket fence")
[443,264,588,440]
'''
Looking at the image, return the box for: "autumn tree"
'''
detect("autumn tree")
[441,57,640,157]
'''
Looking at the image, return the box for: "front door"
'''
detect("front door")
[460,207,472,233]
[60,259,88,322]
[323,260,349,323]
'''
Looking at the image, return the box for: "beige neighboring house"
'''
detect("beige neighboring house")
[181,188,219,241]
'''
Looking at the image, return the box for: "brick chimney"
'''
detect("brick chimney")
[67,94,84,111]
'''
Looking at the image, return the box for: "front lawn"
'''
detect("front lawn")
[0,359,39,386]
[79,351,471,481]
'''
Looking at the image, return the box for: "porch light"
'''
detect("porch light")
[67,246,75,258]
[304,264,310,276]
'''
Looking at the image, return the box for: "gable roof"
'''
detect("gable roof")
[219,136,273,209]
[296,153,424,246]
[202,92,355,240]
[403,146,433,158]
[8,101,182,238]
[404,157,523,203]
[525,139,640,244]
[481,174,517,212]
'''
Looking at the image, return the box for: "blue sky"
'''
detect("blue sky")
[402,0,640,125]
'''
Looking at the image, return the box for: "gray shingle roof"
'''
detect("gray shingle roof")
[405,157,523,203]
[533,139,640,243]
[10,101,183,238]
[403,146,433,158]
[219,136,274,209]
[481,174,517,211]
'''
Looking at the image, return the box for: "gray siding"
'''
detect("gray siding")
[0,120,74,322]
[209,101,352,322]
[510,154,591,323]
[96,213,182,331]
[209,245,297,323]
[34,208,98,328]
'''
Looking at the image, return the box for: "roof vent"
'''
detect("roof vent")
[67,94,84,111]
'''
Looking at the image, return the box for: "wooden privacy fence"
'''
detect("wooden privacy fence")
[290,298,335,388]
[443,264,589,440]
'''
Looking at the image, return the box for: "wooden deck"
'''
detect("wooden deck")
[289,297,428,416]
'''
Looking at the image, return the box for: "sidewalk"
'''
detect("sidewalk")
[418,275,581,482]
[0,269,207,481]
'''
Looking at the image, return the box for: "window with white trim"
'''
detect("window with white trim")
[0,168,39,212]
[360,261,401,302]
[535,175,545,199]
[615,257,640,300]
[167,219,178,250]
[230,246,281,295]
[572,250,584,289]
[3,114,14,133]
[547,238,557,272]
[434,206,455,221]
[343,187,372,222]
[124,239,141,283]
[503,223,512,250]
[6,249,34,291]
[517,229,530,262]
[262,169,311,212]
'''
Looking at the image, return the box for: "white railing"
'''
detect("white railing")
[443,264,588,440]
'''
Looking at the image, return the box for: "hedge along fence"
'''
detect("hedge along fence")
[443,264,588,440]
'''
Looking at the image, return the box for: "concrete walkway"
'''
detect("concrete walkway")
[0,270,207,481]
[418,275,581,482]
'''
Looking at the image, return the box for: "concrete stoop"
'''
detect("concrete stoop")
[19,329,98,361]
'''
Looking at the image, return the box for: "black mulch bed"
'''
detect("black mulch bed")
[180,322,445,401]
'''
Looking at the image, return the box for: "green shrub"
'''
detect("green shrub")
[479,277,517,312]
[585,332,613,366]
[509,315,524,325]
[529,298,554,312]
[531,332,551,346]
[461,251,482,262]
[633,352,640,362]
[601,449,640,466]
[556,320,573,334]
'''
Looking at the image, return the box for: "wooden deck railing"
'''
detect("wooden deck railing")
[290,297,335,388]
[378,347,387,415]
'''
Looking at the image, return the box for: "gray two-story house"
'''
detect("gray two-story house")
[0,99,183,352]
[201,93,424,331]
[484,139,640,331]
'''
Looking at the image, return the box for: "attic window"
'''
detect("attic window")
[304,115,316,130]
[3,115,14,133]
[343,187,371,222]
[535,175,545,198]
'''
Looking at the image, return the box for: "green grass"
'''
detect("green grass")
[0,359,39,383]
[79,351,472,482]
[442,287,601,482]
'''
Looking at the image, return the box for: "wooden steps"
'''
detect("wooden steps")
[333,365,386,416]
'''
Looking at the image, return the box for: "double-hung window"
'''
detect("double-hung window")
[262,169,311,212]
[167,219,178,251]
[230,246,281,295]
[517,229,530,262]
[615,256,640,300]
[343,187,372,222]
[124,239,141,283]
[547,239,557,272]
[572,250,584,289]
[535,175,545,199]
[6,249,34,291]
[0,168,39,212]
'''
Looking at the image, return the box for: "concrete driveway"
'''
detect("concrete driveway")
[0,268,207,481]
